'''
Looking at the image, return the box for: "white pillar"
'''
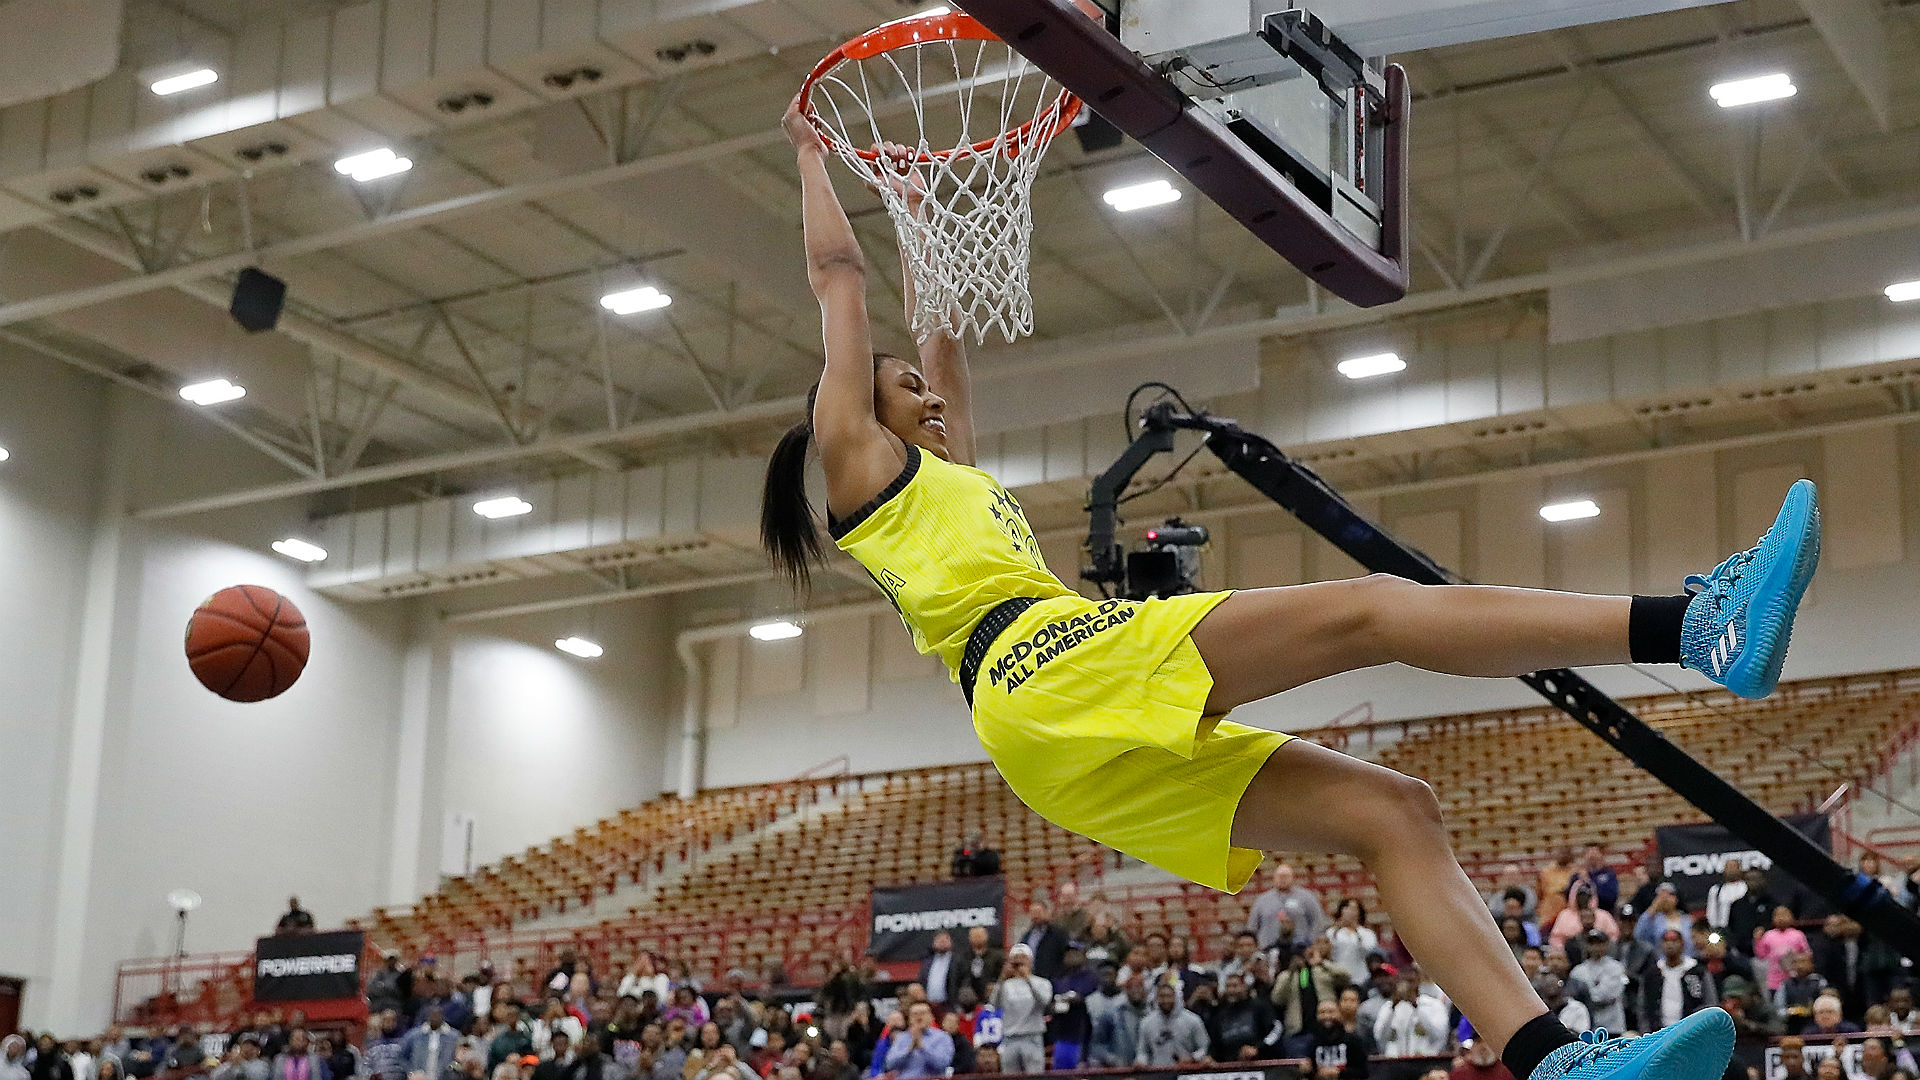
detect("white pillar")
[676,641,704,799]
[44,386,141,1031]
[386,604,449,904]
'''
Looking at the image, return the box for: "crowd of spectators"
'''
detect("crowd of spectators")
[16,850,1920,1080]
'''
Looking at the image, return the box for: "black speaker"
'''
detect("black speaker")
[229,267,287,333]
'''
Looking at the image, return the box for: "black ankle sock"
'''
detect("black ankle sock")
[1629,594,1692,664]
[1503,1013,1579,1078]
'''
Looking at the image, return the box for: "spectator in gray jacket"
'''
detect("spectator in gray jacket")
[211,1040,270,1080]
[1090,977,1149,1067]
[988,945,1052,1074]
[1247,866,1325,951]
[1136,983,1211,1067]
[1569,931,1629,1033]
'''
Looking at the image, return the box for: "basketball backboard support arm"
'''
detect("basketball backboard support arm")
[955,0,1411,308]
[1086,404,1920,955]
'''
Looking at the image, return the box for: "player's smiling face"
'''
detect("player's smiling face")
[874,354,950,460]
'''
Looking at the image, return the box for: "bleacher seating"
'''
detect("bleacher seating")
[127,667,1920,1028]
[653,763,1103,918]
[1271,667,1920,920]
[348,766,844,949]
[468,763,1111,989]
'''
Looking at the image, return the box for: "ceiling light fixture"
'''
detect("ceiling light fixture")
[333,147,413,182]
[749,620,803,641]
[179,378,246,406]
[599,286,673,314]
[1709,73,1796,108]
[271,538,329,563]
[1539,499,1601,523]
[1337,352,1406,380]
[151,68,219,96]
[1886,280,1920,304]
[0,446,10,463]
[472,496,533,519]
[1102,179,1181,212]
[555,636,604,658]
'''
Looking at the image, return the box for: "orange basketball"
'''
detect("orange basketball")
[184,585,311,702]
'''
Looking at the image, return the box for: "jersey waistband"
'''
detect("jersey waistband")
[960,597,1043,707]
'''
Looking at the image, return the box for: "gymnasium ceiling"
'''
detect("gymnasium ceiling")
[3,0,1920,612]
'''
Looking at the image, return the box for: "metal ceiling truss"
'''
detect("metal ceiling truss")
[1,326,320,478]
[1545,27,1721,215]
[129,192,1920,523]
[5,1,1917,534]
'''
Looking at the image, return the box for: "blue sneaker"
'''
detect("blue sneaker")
[1530,1013,1733,1080]
[1679,478,1821,699]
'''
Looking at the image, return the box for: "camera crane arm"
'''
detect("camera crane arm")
[1083,400,1920,958]
[1085,403,1180,590]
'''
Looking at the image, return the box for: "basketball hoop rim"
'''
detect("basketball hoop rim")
[797,9,1084,165]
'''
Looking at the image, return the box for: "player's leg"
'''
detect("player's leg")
[1191,574,1690,712]
[1230,740,1735,1080]
[1192,479,1821,708]
[1229,740,1544,1050]
[1190,576,1635,712]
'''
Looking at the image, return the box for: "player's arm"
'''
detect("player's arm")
[785,99,906,520]
[877,146,978,467]
[906,267,976,467]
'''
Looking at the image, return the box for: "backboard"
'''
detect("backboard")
[952,0,1738,309]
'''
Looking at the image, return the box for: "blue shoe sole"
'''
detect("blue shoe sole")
[1724,479,1821,699]
[1637,1008,1735,1080]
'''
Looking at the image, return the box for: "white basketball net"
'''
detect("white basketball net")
[806,25,1078,345]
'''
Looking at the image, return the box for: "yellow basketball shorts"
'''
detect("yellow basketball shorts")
[969,590,1294,893]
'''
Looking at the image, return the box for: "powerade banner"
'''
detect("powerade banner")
[253,930,365,1001]
[1655,814,1831,911]
[869,878,1005,961]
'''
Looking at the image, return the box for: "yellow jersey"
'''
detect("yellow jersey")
[830,445,1077,678]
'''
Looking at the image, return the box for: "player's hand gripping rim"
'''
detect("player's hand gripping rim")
[867,141,930,219]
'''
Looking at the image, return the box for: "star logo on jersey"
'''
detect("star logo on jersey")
[985,487,1040,566]
[991,487,1022,520]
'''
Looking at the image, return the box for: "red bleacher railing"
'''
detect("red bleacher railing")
[113,949,255,1026]
[113,938,383,1029]
[1860,824,1920,866]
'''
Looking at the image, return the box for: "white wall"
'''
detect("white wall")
[432,604,674,877]
[0,363,679,1033]
[701,613,979,790]
[54,398,411,1032]
[74,518,408,991]
[0,347,105,1021]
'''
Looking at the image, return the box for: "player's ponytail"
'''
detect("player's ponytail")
[761,356,895,592]
[762,384,826,592]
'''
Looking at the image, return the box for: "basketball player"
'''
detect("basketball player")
[762,97,1822,1080]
